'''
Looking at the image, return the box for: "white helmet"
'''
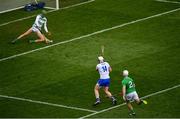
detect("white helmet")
[123,70,129,76]
[98,56,104,63]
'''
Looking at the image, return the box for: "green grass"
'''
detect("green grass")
[0,98,90,118]
[0,0,180,118]
[90,88,180,118]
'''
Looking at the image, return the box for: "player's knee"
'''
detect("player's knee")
[104,89,110,94]
[104,89,108,93]
[94,85,99,90]
[104,87,109,91]
[136,99,142,105]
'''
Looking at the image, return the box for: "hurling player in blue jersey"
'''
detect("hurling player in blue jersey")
[93,56,117,106]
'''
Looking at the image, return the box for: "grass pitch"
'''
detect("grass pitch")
[0,0,180,118]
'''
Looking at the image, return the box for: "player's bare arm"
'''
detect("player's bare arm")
[122,85,126,101]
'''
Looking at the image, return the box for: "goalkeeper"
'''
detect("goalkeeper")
[12,10,52,44]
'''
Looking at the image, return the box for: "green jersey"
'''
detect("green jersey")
[122,76,136,94]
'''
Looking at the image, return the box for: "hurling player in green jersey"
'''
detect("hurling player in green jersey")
[122,70,147,116]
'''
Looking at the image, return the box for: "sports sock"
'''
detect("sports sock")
[129,109,135,115]
[29,40,36,43]
[96,98,100,102]
[11,38,19,43]
[137,100,143,105]
[110,96,116,101]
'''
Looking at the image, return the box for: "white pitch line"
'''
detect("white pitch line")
[0,0,95,27]
[79,84,180,119]
[155,0,180,4]
[0,14,37,27]
[0,94,97,113]
[0,6,24,14]
[60,0,95,10]
[1,7,180,62]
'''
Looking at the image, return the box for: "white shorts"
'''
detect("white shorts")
[126,91,139,101]
[32,26,41,33]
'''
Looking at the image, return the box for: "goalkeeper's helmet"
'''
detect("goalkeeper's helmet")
[40,10,47,18]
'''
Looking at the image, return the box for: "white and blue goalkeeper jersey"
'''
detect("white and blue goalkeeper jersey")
[32,14,48,32]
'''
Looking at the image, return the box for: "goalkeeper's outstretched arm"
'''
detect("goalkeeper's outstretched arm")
[44,20,48,33]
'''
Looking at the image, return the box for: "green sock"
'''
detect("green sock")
[29,40,36,43]
[130,109,135,113]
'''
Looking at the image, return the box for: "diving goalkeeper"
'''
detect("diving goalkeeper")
[12,10,52,44]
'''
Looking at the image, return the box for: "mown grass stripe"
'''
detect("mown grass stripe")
[79,84,180,119]
[0,7,180,62]
[0,94,97,113]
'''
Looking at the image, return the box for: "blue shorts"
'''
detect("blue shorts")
[97,78,110,87]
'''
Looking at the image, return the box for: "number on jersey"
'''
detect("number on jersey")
[128,81,135,88]
[102,66,107,72]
